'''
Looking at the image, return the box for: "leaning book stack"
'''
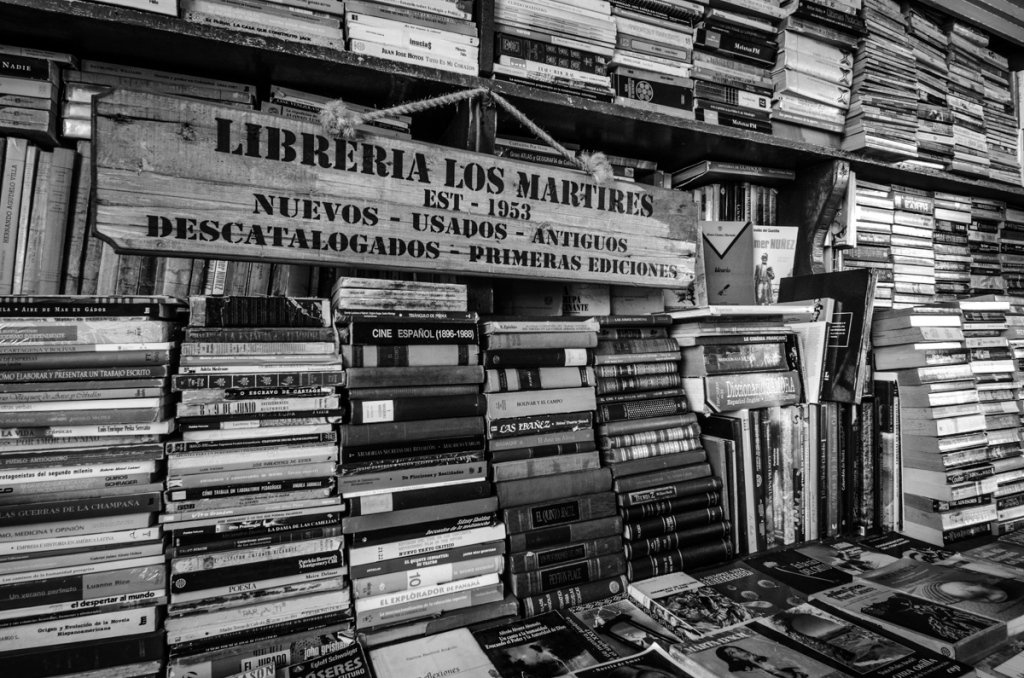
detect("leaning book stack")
[608,0,698,118]
[345,0,479,75]
[890,185,937,307]
[902,3,952,172]
[690,0,779,135]
[164,295,351,678]
[970,198,1006,295]
[492,0,615,99]
[872,304,996,546]
[0,295,182,678]
[481,315,627,614]
[594,315,731,582]
[841,0,918,159]
[334,278,512,648]
[943,21,992,179]
[0,44,72,146]
[839,178,897,306]
[972,31,1021,186]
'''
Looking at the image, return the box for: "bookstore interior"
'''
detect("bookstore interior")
[3,0,1024,675]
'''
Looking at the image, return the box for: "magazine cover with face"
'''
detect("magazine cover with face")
[573,645,698,678]
[670,620,845,678]
[795,542,899,577]
[567,594,681,657]
[752,603,975,678]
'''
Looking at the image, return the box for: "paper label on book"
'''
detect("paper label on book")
[702,221,755,304]
[361,400,395,423]
[93,90,697,288]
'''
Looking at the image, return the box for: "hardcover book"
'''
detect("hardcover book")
[777,269,876,403]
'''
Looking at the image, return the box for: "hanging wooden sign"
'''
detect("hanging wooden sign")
[92,89,698,288]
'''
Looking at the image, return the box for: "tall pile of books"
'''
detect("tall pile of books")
[970,198,1006,295]
[841,178,896,307]
[944,22,990,179]
[335,278,511,648]
[608,0,697,118]
[934,191,973,301]
[594,315,731,582]
[480,315,627,613]
[1002,206,1024,297]
[345,0,478,75]
[0,44,72,145]
[903,4,952,172]
[773,0,859,142]
[263,84,412,139]
[0,295,181,677]
[492,0,614,98]
[164,295,351,678]
[978,43,1021,186]
[958,298,1024,539]
[872,304,994,546]
[691,0,779,135]
[891,186,937,308]
[841,0,918,159]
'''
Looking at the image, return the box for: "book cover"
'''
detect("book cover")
[753,603,974,678]
[777,269,876,403]
[697,562,808,617]
[857,532,957,564]
[471,610,617,677]
[702,221,756,305]
[975,633,1024,678]
[370,627,497,678]
[566,593,680,657]
[671,621,844,678]
[744,551,852,595]
[574,645,696,678]
[628,571,758,639]
[752,225,799,304]
[794,541,899,577]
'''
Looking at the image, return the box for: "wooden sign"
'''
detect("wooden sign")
[92,90,697,288]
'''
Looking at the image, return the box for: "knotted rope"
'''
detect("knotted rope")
[321,87,614,184]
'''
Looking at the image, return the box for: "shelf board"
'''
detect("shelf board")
[4,0,1024,205]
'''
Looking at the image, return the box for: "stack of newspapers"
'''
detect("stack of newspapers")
[333,278,510,648]
[164,295,351,678]
[0,295,181,676]
[345,0,479,75]
[492,0,615,99]
[263,84,413,139]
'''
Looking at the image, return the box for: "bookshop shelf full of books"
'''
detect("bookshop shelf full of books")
[2,0,1024,675]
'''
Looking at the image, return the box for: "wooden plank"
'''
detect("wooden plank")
[92,89,697,288]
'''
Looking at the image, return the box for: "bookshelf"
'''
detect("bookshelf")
[2,0,1023,216]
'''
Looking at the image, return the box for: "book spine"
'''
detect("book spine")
[598,396,688,422]
[509,535,623,573]
[521,575,628,616]
[350,394,485,425]
[626,538,732,581]
[617,476,723,507]
[612,462,712,494]
[349,540,505,580]
[496,467,612,508]
[486,387,596,419]
[492,452,600,482]
[352,554,503,599]
[502,492,617,533]
[509,553,626,597]
[602,437,704,463]
[495,33,607,76]
[619,491,721,521]
[623,521,730,559]
[0,606,158,653]
[623,506,724,541]
[483,348,594,368]
[488,411,593,439]
[508,515,622,552]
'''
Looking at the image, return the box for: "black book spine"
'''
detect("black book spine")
[166,477,335,502]
[495,33,607,75]
[167,525,342,558]
[623,506,725,541]
[4,632,165,678]
[348,514,496,548]
[624,521,731,559]
[598,397,688,422]
[349,481,493,516]
[509,535,623,573]
[170,551,341,594]
[627,538,733,580]
[484,348,595,368]
[349,394,486,425]
[617,475,723,507]
[619,491,721,522]
[508,516,623,551]
[168,511,343,547]
[488,411,593,439]
[171,371,345,391]
[489,440,596,462]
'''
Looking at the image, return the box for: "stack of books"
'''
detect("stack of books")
[970,198,1006,295]
[976,43,1021,186]
[0,295,181,677]
[933,192,974,301]
[0,44,72,145]
[691,0,779,135]
[179,0,345,50]
[842,178,896,305]
[774,0,859,143]
[481,316,626,613]
[902,4,952,171]
[671,161,796,224]
[872,304,994,546]
[608,0,696,118]
[164,295,350,675]
[262,85,412,139]
[1001,207,1024,297]
[61,61,257,141]
[841,0,918,159]
[890,186,937,308]
[492,0,614,99]
[346,0,479,75]
[944,22,990,179]
[594,315,731,582]
[957,298,1024,538]
[334,279,509,647]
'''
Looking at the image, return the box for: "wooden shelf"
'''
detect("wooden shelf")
[4,0,1024,206]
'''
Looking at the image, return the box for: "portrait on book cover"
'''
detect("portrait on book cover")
[761,605,911,673]
[682,627,842,678]
[483,630,603,678]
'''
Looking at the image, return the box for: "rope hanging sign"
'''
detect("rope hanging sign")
[91,88,697,288]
